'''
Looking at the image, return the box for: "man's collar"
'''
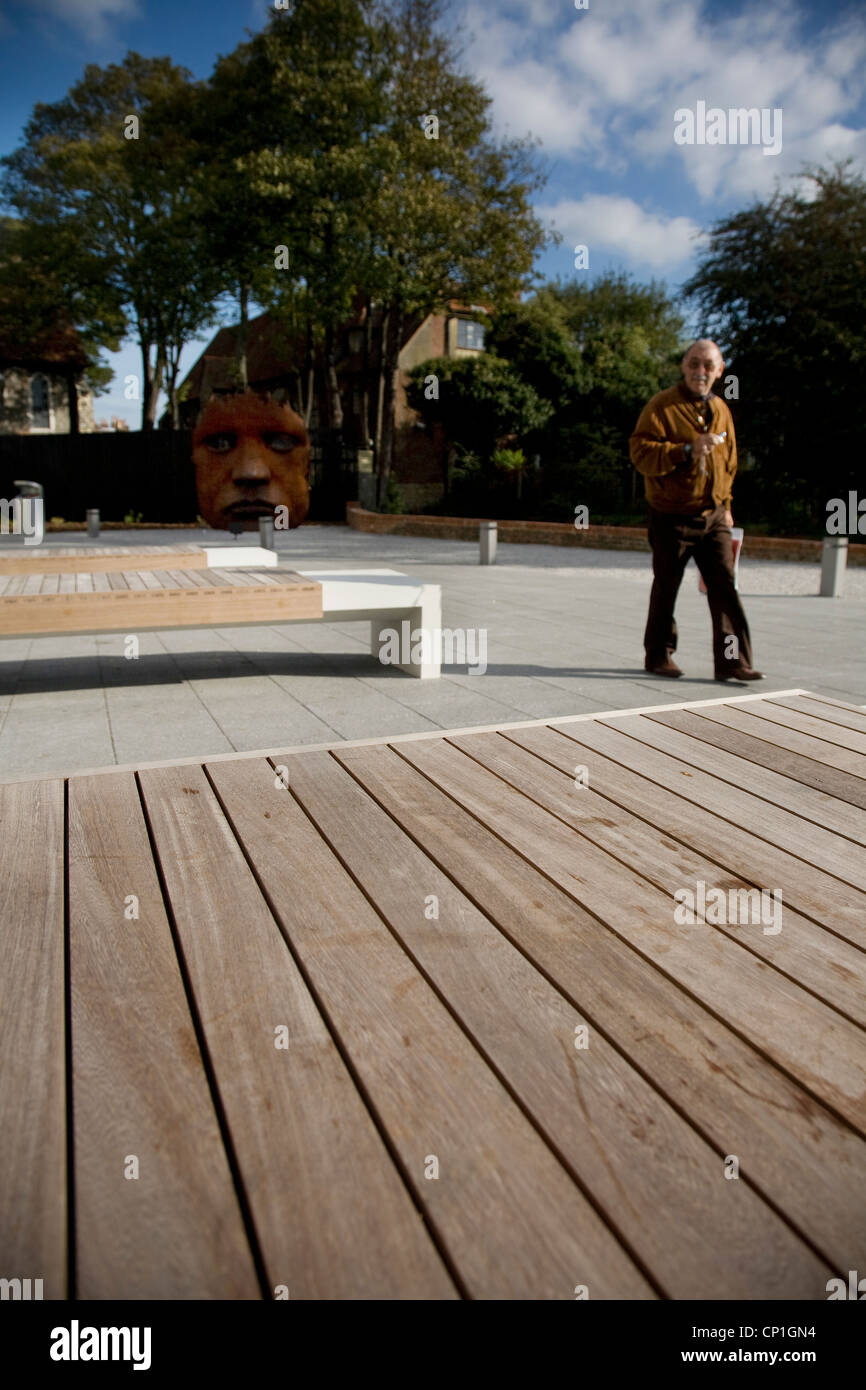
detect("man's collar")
[678,381,714,403]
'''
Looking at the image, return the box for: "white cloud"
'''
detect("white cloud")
[457,0,866,203]
[539,194,704,272]
[40,0,140,42]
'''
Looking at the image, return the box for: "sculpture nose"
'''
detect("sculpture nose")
[231,440,271,486]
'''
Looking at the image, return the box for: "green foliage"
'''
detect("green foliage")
[492,448,526,473]
[407,272,683,517]
[406,352,552,459]
[380,476,405,513]
[1,54,223,427]
[123,509,144,525]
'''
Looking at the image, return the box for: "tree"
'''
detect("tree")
[0,216,119,410]
[682,160,866,528]
[202,0,391,432]
[1,54,219,429]
[363,0,555,502]
[422,274,683,517]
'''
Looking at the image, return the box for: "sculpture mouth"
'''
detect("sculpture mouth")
[225,502,277,518]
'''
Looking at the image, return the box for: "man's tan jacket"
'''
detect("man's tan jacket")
[630,381,737,514]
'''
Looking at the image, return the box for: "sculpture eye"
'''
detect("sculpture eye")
[263,433,299,452]
[202,433,234,452]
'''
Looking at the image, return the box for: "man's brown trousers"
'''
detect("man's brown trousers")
[644,504,754,676]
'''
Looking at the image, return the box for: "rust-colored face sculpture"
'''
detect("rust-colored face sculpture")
[192,391,311,532]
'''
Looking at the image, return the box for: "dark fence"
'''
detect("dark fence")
[0,430,359,525]
[0,431,198,523]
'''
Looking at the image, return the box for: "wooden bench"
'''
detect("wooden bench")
[0,543,277,576]
[0,565,443,677]
[2,689,864,1298]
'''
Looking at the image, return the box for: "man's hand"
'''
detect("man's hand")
[723,510,734,527]
[692,432,725,459]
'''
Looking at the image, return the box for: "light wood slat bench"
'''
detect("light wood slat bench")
[0,567,323,635]
[0,565,443,677]
[0,543,277,576]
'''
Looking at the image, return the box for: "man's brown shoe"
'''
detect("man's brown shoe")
[645,658,683,677]
[716,666,765,681]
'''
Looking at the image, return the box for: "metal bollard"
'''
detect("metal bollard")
[479,520,497,565]
[820,536,847,597]
[258,515,275,550]
[86,508,100,539]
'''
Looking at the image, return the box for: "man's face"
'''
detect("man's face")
[192,392,311,532]
[681,342,724,397]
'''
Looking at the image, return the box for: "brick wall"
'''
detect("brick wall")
[346,503,866,565]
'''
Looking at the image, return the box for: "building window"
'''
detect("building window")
[30,374,51,429]
[457,319,486,350]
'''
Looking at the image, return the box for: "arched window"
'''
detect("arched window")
[30,374,51,429]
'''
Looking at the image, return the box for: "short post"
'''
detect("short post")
[258,515,275,550]
[479,520,497,565]
[820,536,847,597]
[86,508,100,539]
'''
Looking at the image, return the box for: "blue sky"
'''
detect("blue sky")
[1,0,864,426]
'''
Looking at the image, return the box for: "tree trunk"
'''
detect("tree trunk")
[141,340,164,431]
[302,318,314,429]
[323,320,343,433]
[237,283,250,391]
[374,305,388,459]
[67,370,79,435]
[360,295,372,447]
[378,299,404,508]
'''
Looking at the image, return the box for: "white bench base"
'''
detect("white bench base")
[296,569,442,678]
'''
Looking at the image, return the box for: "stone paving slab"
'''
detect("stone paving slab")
[0,525,863,780]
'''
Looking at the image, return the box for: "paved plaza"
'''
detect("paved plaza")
[0,524,863,780]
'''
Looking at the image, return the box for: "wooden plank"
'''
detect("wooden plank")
[381,737,866,1137]
[138,762,458,1301]
[504,723,866,950]
[204,755,653,1300]
[283,748,829,1298]
[550,715,866,896]
[0,546,208,576]
[609,713,866,847]
[333,739,865,1276]
[769,694,866,736]
[67,773,260,1299]
[729,699,866,759]
[646,708,866,810]
[0,779,67,1298]
[445,731,866,1026]
[0,569,323,637]
[693,702,866,780]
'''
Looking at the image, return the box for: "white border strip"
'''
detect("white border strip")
[0,688,809,786]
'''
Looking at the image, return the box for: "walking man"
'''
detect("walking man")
[630,339,763,681]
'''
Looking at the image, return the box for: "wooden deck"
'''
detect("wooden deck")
[2,689,865,1300]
